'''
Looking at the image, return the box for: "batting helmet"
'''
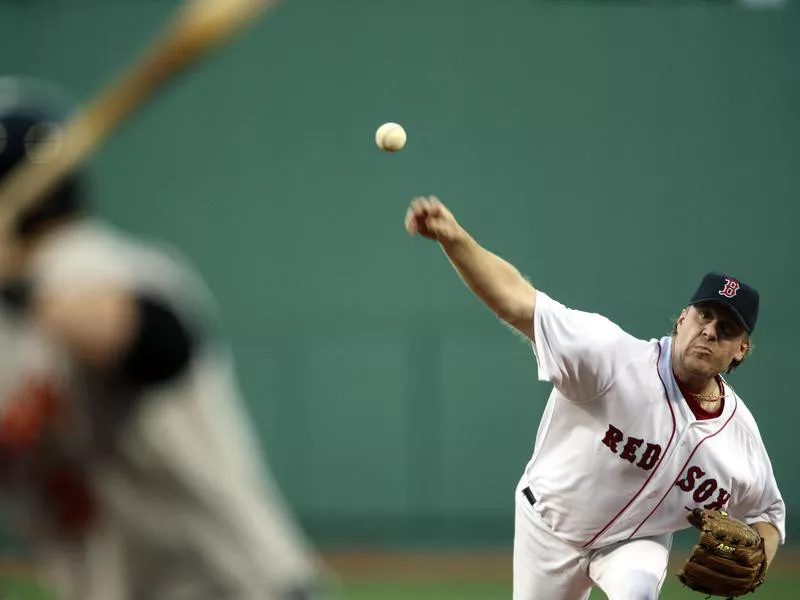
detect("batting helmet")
[0,76,86,237]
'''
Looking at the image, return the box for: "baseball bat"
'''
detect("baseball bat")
[0,0,279,227]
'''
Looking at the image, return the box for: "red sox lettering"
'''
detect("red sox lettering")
[601,424,662,471]
[601,424,730,511]
[675,466,731,511]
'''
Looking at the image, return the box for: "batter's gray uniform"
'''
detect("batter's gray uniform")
[0,220,325,600]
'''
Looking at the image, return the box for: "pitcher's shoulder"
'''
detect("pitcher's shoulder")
[723,384,768,444]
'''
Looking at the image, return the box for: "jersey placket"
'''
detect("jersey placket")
[626,405,737,540]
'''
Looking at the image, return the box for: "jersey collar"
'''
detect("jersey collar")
[657,336,737,422]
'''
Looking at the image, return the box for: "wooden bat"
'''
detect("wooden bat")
[0,0,279,228]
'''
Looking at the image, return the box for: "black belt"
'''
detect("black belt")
[522,486,536,506]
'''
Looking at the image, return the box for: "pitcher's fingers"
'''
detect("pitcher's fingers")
[405,209,418,235]
[425,216,444,237]
[410,197,428,213]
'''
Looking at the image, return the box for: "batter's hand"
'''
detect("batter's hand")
[404,196,464,244]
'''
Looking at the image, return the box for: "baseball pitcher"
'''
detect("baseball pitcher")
[405,195,785,600]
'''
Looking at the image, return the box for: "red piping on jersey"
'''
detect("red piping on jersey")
[626,393,738,539]
[580,343,677,549]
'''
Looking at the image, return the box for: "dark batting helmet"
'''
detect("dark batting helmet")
[0,76,86,237]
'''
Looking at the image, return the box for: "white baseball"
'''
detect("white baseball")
[375,122,407,152]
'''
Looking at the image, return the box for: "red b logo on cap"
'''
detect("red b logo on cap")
[719,278,740,299]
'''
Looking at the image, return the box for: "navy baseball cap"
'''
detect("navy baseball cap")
[689,272,759,334]
[0,76,85,236]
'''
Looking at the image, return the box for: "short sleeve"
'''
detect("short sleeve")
[532,292,633,403]
[741,454,786,544]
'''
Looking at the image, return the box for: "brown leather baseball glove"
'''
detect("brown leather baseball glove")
[677,508,767,598]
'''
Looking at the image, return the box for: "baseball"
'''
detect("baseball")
[375,122,406,152]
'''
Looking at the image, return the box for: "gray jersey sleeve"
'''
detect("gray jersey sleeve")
[33,220,216,336]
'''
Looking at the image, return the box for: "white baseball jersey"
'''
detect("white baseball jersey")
[521,291,785,550]
[0,221,323,600]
